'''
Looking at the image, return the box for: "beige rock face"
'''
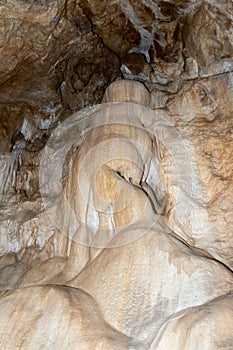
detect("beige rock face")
[161,74,233,269]
[70,221,233,344]
[150,292,233,350]
[0,285,130,350]
[0,79,233,349]
[0,0,233,348]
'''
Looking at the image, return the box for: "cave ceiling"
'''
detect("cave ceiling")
[0,0,233,153]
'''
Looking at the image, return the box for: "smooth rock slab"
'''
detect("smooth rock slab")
[70,217,233,346]
[0,285,130,350]
[150,292,233,350]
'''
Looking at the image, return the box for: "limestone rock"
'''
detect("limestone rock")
[102,79,151,106]
[0,0,120,150]
[0,285,130,350]
[160,75,233,269]
[0,1,233,346]
[79,0,141,57]
[70,218,233,345]
[150,292,233,350]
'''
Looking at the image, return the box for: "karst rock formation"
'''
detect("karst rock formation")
[0,1,233,349]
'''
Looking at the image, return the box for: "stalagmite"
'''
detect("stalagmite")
[0,80,232,350]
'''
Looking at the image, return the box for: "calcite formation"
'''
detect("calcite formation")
[0,0,233,349]
[1,79,233,349]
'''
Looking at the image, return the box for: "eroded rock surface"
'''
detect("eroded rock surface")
[0,285,130,350]
[1,79,233,350]
[150,292,233,350]
[0,1,233,349]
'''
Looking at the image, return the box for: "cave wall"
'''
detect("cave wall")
[0,1,233,349]
[0,0,232,266]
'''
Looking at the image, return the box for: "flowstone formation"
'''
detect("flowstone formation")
[0,80,233,350]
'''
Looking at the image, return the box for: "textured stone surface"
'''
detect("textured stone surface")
[71,220,233,345]
[1,80,233,349]
[0,0,120,152]
[0,285,130,349]
[1,0,233,145]
[0,1,233,349]
[150,292,233,350]
[160,74,233,269]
